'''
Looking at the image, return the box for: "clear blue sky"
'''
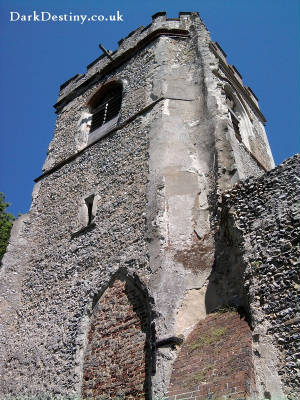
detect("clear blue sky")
[0,0,299,216]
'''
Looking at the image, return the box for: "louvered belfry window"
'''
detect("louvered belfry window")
[89,83,122,133]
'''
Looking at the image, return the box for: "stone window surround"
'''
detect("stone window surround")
[71,191,100,237]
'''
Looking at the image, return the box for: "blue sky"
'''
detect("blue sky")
[0,0,299,216]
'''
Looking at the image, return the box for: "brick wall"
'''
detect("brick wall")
[166,311,255,400]
[82,278,151,399]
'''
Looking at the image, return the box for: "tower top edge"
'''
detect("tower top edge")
[57,11,205,102]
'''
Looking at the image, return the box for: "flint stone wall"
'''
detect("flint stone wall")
[0,116,151,398]
[214,154,299,400]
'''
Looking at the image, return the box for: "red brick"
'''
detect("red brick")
[82,278,150,398]
[167,311,256,398]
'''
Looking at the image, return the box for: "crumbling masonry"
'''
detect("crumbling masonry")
[0,12,299,400]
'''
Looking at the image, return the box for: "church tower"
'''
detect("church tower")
[3,12,297,400]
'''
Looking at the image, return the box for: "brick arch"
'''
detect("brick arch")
[81,275,153,399]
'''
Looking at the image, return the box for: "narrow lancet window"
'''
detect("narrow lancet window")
[85,196,94,225]
[226,92,242,143]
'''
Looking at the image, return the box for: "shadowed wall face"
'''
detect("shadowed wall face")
[82,279,151,399]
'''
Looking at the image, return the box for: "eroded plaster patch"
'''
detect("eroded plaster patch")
[175,284,208,338]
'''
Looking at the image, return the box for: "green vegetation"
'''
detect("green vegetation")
[183,365,213,388]
[251,260,262,271]
[215,305,238,314]
[0,192,15,262]
[190,327,227,352]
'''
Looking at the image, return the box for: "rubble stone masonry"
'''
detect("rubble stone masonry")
[215,154,300,399]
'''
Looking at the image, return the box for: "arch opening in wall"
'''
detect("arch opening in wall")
[81,272,153,399]
[87,81,123,144]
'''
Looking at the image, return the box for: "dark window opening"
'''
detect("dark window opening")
[89,85,122,133]
[85,196,94,225]
[226,93,236,112]
[230,111,242,143]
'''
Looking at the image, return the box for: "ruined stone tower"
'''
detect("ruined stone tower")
[1,12,299,400]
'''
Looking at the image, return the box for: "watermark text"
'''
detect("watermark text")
[9,11,124,24]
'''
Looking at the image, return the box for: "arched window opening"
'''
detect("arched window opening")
[88,82,122,134]
[226,92,242,143]
[224,87,255,150]
[225,92,236,112]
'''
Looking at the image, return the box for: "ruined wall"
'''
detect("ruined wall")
[164,155,299,400]
[212,154,299,400]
